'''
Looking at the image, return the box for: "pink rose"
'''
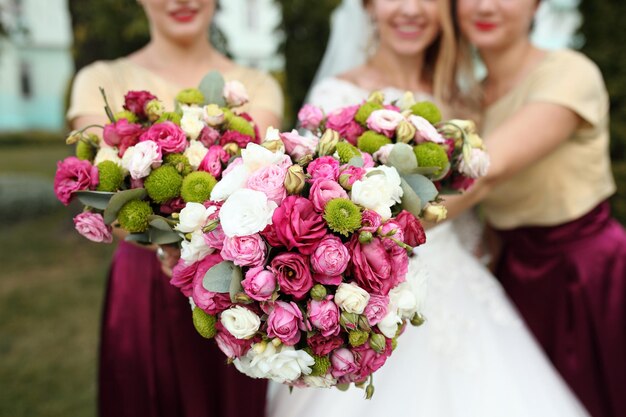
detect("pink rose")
[270,252,314,300]
[379,220,405,250]
[223,80,249,107]
[159,197,186,215]
[310,235,350,285]
[203,224,226,250]
[409,115,445,144]
[73,212,112,243]
[197,126,221,147]
[348,235,409,296]
[306,334,344,356]
[326,105,365,145]
[246,164,287,205]
[395,210,426,247]
[360,209,382,233]
[331,348,358,378]
[366,109,404,137]
[364,294,389,326]
[308,297,340,337]
[338,165,366,190]
[215,321,254,358]
[54,156,99,205]
[199,145,230,178]
[124,90,156,118]
[220,234,266,267]
[264,196,327,255]
[241,266,276,301]
[353,339,393,381]
[103,119,144,156]
[306,156,340,181]
[280,129,318,160]
[171,258,198,297]
[192,253,232,314]
[266,301,304,345]
[309,179,348,212]
[220,130,254,148]
[140,121,187,154]
[297,104,324,130]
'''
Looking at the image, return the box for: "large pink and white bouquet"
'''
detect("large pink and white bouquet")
[169,135,433,395]
[54,72,260,244]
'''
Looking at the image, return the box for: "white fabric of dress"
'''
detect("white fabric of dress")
[266,77,589,417]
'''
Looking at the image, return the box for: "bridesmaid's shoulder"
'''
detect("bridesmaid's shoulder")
[547,49,604,80]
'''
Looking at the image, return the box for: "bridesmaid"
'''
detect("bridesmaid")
[445,0,626,416]
[67,0,283,416]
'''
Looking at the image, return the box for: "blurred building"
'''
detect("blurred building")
[0,0,73,132]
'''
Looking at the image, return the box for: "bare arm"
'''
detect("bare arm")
[250,109,282,137]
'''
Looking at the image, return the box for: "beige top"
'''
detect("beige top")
[67,58,283,121]
[481,49,616,230]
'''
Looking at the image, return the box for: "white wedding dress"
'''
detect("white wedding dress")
[266,78,589,417]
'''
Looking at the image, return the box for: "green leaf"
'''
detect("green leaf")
[74,190,115,210]
[149,227,182,245]
[203,260,242,294]
[387,143,417,174]
[103,188,147,224]
[125,231,150,244]
[402,174,439,209]
[148,215,176,231]
[198,71,226,107]
[347,156,364,168]
[399,178,422,216]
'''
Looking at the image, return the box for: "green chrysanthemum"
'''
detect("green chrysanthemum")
[164,153,193,176]
[176,88,205,105]
[192,307,217,339]
[227,115,255,137]
[355,102,384,126]
[157,112,182,125]
[357,130,392,155]
[181,171,217,203]
[411,101,442,124]
[348,329,369,348]
[303,348,331,377]
[117,199,153,233]
[324,198,362,237]
[413,142,449,177]
[96,160,124,192]
[76,139,96,161]
[336,141,362,164]
[114,110,138,123]
[144,165,183,204]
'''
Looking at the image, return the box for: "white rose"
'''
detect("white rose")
[122,140,162,180]
[184,140,209,169]
[220,305,261,339]
[180,104,205,119]
[210,164,251,201]
[409,115,445,143]
[303,374,337,388]
[458,148,490,179]
[389,282,418,319]
[219,188,277,237]
[233,343,274,379]
[181,112,205,140]
[366,109,404,134]
[350,166,403,220]
[266,347,314,383]
[405,252,429,315]
[334,282,370,314]
[264,126,281,142]
[223,80,249,107]
[94,147,122,167]
[241,142,286,172]
[377,308,402,338]
[175,203,216,233]
[372,143,395,165]
[180,230,213,264]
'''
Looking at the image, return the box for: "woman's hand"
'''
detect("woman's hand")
[156,244,181,278]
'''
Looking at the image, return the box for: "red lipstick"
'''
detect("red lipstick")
[474,21,497,31]
[170,8,197,23]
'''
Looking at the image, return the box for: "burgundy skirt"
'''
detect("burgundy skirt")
[495,201,626,417]
[99,241,267,417]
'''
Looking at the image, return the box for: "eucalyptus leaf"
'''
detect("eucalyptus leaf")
[103,188,147,224]
[74,190,115,210]
[347,156,364,168]
[198,71,226,107]
[411,166,440,176]
[399,178,423,216]
[387,143,417,174]
[149,228,182,245]
[402,174,439,209]
[125,232,150,244]
[203,260,242,294]
[149,215,176,231]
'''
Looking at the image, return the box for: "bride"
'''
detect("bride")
[267,0,589,416]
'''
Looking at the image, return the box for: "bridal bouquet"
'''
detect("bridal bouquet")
[54,72,259,244]
[169,138,432,395]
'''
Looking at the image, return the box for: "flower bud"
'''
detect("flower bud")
[422,203,447,223]
[284,164,306,195]
[410,312,426,327]
[466,132,485,149]
[358,231,373,244]
[171,212,180,219]
[145,99,165,122]
[367,91,384,105]
[297,154,313,166]
[261,139,285,153]
[369,333,386,353]
[310,284,327,301]
[252,340,268,355]
[340,311,359,330]
[365,383,375,400]
[201,219,219,233]
[391,337,398,350]
[234,292,253,304]
[271,337,282,347]
[358,315,371,332]
[317,129,340,156]
[222,142,240,157]
[395,120,417,143]
[204,104,225,127]
[65,130,81,145]
[348,330,369,347]
[396,91,416,111]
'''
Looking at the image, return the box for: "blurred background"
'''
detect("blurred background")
[0,0,624,415]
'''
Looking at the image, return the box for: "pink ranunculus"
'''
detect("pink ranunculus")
[220,130,254,148]
[409,115,445,144]
[199,145,230,178]
[308,297,340,337]
[241,266,276,301]
[171,258,198,297]
[348,235,409,296]
[102,119,144,156]
[159,197,186,215]
[306,156,340,181]
[265,196,327,255]
[366,109,404,137]
[326,105,365,145]
[204,224,226,250]
[364,294,389,326]
[247,164,287,205]
[379,220,405,250]
[123,90,157,118]
[280,129,318,160]
[360,209,382,233]
[338,165,366,190]
[266,301,304,346]
[353,339,393,380]
[197,126,221,147]
[192,253,232,314]
[309,178,348,213]
[215,321,254,359]
[310,235,350,285]
[270,252,314,300]
[297,104,324,130]
[73,212,113,243]
[54,156,99,205]
[395,210,426,247]
[306,333,344,356]
[361,151,375,168]
[331,348,358,378]
[372,143,394,164]
[220,234,266,267]
[140,121,187,154]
